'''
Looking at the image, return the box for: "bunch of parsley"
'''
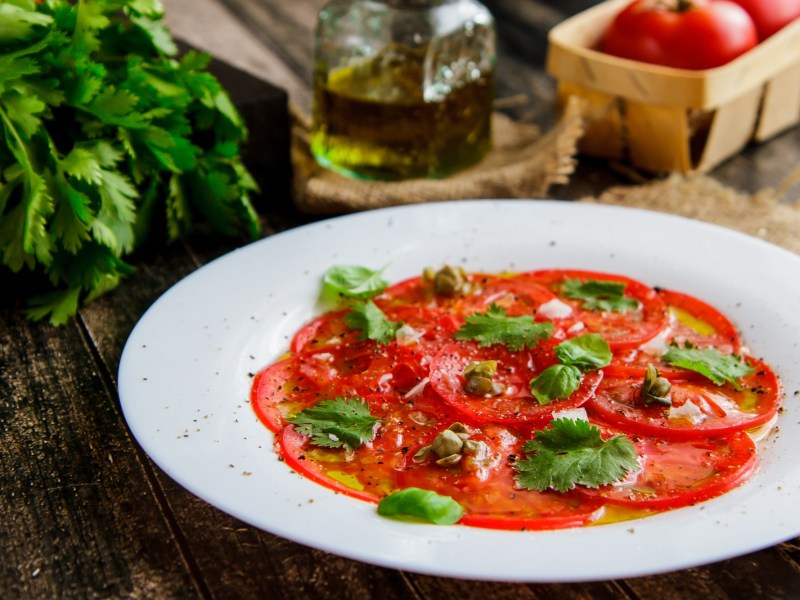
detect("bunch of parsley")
[0,0,260,323]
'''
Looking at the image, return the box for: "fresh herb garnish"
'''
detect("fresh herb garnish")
[530,334,611,404]
[528,364,583,405]
[288,397,380,450]
[344,300,401,345]
[322,265,389,300]
[562,279,639,312]
[454,303,553,351]
[0,0,259,324]
[553,332,613,370]
[662,342,753,387]
[514,418,639,493]
[377,488,464,525]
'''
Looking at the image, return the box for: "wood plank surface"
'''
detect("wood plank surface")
[2,0,799,598]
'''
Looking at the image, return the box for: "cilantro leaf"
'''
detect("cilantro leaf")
[0,0,261,324]
[662,343,753,387]
[514,418,639,493]
[377,488,464,525]
[344,300,401,345]
[562,278,639,312]
[554,333,612,371]
[322,265,389,300]
[454,304,554,351]
[529,364,582,404]
[288,397,380,450]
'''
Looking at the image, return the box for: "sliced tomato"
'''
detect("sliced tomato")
[608,288,743,379]
[252,349,377,432]
[455,274,556,318]
[589,357,782,440]
[528,269,668,350]
[577,424,758,509]
[396,423,604,530]
[280,426,384,503]
[429,341,603,426]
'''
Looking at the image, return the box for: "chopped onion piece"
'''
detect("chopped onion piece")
[404,377,430,399]
[668,400,706,424]
[537,298,573,319]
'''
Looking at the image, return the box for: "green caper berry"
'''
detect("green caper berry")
[430,429,464,458]
[431,265,466,297]
[464,360,498,380]
[641,363,672,406]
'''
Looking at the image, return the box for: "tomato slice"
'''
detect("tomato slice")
[455,274,556,318]
[280,426,384,503]
[251,352,365,432]
[589,357,782,440]
[577,423,758,509]
[396,423,604,530]
[607,289,743,379]
[429,341,603,426]
[528,269,668,350]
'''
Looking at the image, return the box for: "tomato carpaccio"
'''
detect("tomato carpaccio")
[251,268,783,530]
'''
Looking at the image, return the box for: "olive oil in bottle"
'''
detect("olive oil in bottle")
[311,0,495,181]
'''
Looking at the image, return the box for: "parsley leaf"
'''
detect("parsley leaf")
[454,304,554,351]
[377,488,464,525]
[514,418,639,493]
[562,279,639,312]
[344,300,401,345]
[322,265,389,300]
[288,397,380,450]
[0,0,260,324]
[662,343,753,387]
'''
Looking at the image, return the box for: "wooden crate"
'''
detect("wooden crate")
[546,0,800,173]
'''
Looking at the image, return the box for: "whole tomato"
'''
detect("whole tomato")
[728,0,800,40]
[601,0,759,70]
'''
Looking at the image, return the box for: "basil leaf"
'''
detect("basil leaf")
[662,343,753,388]
[562,279,639,312]
[530,364,583,404]
[377,488,464,525]
[554,333,612,371]
[323,265,389,300]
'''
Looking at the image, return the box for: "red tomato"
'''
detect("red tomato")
[577,423,758,509]
[602,0,758,69]
[429,341,603,426]
[397,423,605,529]
[607,288,742,379]
[527,269,668,350]
[589,356,781,440]
[728,0,800,39]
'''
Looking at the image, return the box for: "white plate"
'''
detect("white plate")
[118,200,800,582]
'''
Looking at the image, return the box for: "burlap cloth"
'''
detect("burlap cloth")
[291,101,800,255]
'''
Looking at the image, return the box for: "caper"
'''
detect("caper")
[412,445,432,463]
[464,360,497,379]
[447,422,471,440]
[425,265,467,297]
[435,454,462,467]
[463,439,489,459]
[430,429,464,458]
[464,375,506,397]
[641,363,672,406]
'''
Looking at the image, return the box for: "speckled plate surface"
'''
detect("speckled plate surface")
[118,200,800,582]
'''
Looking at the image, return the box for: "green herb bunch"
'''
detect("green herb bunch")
[0,0,260,323]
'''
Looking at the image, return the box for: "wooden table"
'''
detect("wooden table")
[3,1,799,597]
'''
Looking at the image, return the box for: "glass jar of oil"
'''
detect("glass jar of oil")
[311,0,495,181]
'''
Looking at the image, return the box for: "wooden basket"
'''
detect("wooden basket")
[546,0,800,173]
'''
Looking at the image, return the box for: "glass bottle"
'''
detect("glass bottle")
[311,0,496,181]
